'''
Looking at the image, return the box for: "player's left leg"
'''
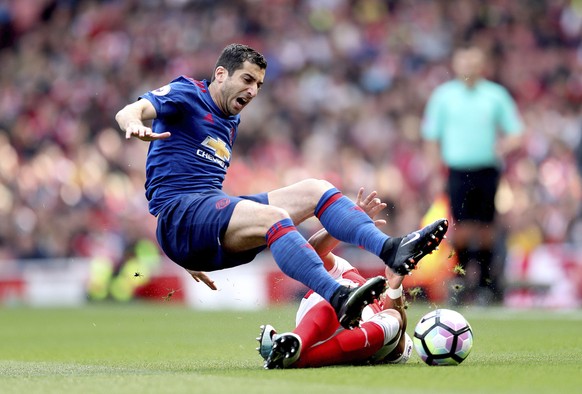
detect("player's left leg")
[292,309,404,368]
[293,321,386,368]
[293,300,339,349]
[473,168,501,303]
[226,192,387,330]
[264,333,302,369]
[262,305,408,368]
[262,308,397,369]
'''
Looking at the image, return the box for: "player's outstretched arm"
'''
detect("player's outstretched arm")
[381,266,408,361]
[115,99,171,141]
[383,267,406,318]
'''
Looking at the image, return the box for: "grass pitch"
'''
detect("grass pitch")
[1,302,581,394]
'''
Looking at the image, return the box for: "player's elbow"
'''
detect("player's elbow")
[115,103,144,131]
[114,106,129,127]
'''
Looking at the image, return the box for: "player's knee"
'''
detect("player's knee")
[369,309,402,324]
[382,309,403,327]
[368,310,402,345]
[295,178,336,198]
[262,205,291,225]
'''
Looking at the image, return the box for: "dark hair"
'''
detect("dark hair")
[211,43,267,81]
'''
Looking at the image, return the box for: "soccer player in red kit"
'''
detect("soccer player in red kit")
[259,189,444,369]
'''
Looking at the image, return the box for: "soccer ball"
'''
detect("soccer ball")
[413,308,473,366]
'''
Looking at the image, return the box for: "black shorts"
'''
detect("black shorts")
[447,167,500,223]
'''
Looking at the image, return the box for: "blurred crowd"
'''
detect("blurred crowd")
[1,0,581,268]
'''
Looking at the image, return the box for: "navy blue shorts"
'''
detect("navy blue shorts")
[447,167,500,223]
[155,190,269,271]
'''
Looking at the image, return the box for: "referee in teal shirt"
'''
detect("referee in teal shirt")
[422,46,523,305]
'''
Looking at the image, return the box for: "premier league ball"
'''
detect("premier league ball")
[413,308,473,366]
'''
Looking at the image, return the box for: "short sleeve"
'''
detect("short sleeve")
[140,82,183,118]
[422,88,445,141]
[497,88,523,135]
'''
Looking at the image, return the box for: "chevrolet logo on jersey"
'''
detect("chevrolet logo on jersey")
[201,136,231,162]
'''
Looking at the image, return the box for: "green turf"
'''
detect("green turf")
[1,302,581,394]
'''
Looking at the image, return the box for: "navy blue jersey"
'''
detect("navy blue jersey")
[140,77,240,215]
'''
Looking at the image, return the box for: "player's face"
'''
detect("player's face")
[217,61,265,116]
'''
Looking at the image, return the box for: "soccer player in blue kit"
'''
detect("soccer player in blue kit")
[115,43,448,329]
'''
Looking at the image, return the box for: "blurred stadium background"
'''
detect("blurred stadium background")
[0,0,581,310]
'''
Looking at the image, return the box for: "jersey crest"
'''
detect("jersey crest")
[152,85,171,96]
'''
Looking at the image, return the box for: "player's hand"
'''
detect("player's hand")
[125,123,171,141]
[356,187,387,226]
[185,269,218,290]
[385,266,405,289]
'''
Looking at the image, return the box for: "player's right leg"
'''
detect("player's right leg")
[380,218,449,275]
[225,199,386,329]
[267,179,448,276]
[256,324,279,361]
[365,309,404,363]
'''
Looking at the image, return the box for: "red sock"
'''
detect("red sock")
[294,321,385,368]
[294,301,339,350]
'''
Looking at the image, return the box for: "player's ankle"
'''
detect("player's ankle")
[380,237,402,267]
[329,285,349,315]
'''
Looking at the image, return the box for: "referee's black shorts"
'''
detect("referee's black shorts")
[447,167,500,224]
